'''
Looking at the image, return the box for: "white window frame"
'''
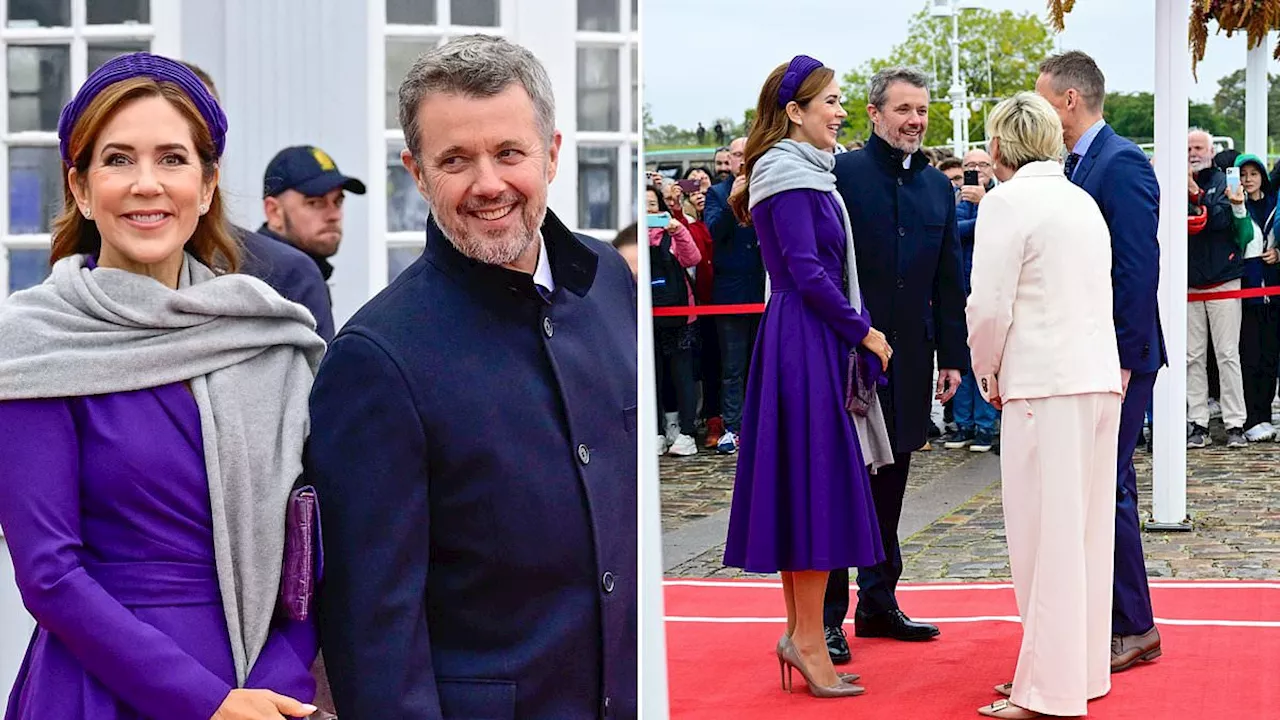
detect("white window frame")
[575,0,638,241]
[0,0,176,297]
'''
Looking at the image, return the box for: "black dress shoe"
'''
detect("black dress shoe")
[824,624,852,664]
[854,609,940,641]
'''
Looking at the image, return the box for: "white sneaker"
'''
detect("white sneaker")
[657,434,668,455]
[1208,398,1222,419]
[663,412,680,446]
[667,434,698,456]
[1245,422,1276,443]
[716,430,738,454]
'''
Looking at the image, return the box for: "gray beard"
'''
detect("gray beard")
[433,205,545,267]
[1190,158,1212,173]
[876,125,922,155]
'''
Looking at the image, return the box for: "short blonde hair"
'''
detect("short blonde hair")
[985,92,1064,171]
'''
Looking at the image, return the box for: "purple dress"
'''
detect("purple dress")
[723,189,885,573]
[0,383,316,720]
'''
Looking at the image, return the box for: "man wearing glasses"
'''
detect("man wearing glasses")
[939,148,1000,454]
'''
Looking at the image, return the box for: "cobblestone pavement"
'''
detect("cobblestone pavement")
[661,419,1280,581]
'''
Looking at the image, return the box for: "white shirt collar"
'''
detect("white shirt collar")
[902,154,912,170]
[533,232,555,294]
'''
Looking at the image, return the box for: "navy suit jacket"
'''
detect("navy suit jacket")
[834,133,969,454]
[306,210,638,719]
[236,225,335,341]
[703,178,765,304]
[1070,123,1168,374]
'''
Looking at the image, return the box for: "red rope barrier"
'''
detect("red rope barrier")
[649,286,1280,316]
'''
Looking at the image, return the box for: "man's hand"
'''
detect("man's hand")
[959,183,986,204]
[936,369,962,404]
[1188,166,1201,197]
[730,174,747,198]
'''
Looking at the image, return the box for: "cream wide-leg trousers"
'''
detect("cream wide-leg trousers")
[1000,391,1121,716]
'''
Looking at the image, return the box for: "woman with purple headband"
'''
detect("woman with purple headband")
[722,55,894,699]
[0,53,325,719]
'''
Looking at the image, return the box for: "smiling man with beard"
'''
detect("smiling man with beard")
[821,66,969,663]
[304,34,638,720]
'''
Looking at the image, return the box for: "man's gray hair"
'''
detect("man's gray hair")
[1038,51,1105,113]
[868,66,930,110]
[397,34,556,160]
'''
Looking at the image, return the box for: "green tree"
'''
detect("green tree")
[1103,92,1154,143]
[840,4,1055,147]
[1211,67,1280,152]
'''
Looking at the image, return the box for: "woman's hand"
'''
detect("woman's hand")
[211,689,317,720]
[666,218,684,234]
[1227,184,1246,205]
[861,327,892,370]
[1263,248,1279,265]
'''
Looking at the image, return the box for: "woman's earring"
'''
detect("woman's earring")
[198,203,208,215]
[82,207,92,220]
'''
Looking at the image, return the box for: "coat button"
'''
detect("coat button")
[543,316,554,338]
[898,227,906,237]
[577,443,591,465]
[602,571,615,593]
[896,277,905,289]
[897,177,903,186]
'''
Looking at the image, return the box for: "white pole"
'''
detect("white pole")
[950,4,965,157]
[637,198,671,716]
[1246,33,1270,159]
[1149,0,1191,530]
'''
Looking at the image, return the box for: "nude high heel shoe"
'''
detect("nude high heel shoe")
[777,636,865,697]
[777,635,860,683]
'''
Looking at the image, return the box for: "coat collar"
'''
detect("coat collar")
[422,207,598,303]
[1011,159,1072,181]
[865,132,930,176]
[256,224,334,280]
[1070,122,1114,187]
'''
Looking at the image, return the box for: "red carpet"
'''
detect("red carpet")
[664,579,1280,718]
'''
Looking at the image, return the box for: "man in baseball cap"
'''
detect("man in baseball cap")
[261,145,366,288]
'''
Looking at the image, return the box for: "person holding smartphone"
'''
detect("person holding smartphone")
[1233,153,1280,442]
[939,148,1000,454]
[648,187,703,456]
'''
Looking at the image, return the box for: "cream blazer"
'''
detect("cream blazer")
[966,160,1122,403]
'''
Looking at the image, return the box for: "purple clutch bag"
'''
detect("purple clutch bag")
[280,484,323,621]
[846,347,888,417]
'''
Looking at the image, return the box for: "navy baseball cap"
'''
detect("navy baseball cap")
[263,145,367,198]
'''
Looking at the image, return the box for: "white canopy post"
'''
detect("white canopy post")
[1246,32,1271,160]
[1148,0,1192,531]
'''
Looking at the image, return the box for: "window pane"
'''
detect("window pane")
[630,0,637,31]
[578,0,618,32]
[86,0,149,24]
[630,46,638,133]
[630,147,638,223]
[88,41,149,74]
[9,147,63,234]
[387,0,436,24]
[386,40,437,130]
[8,46,71,133]
[7,248,51,293]
[7,0,69,28]
[388,245,422,284]
[577,47,619,132]
[388,142,429,232]
[578,146,617,230]
[450,0,497,26]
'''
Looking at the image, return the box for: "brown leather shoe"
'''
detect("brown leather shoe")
[1111,627,1161,672]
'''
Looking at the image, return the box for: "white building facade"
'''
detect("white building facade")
[0,0,638,696]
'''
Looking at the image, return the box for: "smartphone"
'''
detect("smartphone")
[964,170,980,186]
[676,179,701,194]
[1226,166,1241,193]
[646,212,671,229]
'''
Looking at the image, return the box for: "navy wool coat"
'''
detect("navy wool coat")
[835,133,970,454]
[306,209,638,719]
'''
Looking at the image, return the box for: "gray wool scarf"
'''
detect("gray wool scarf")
[749,139,894,472]
[0,253,325,686]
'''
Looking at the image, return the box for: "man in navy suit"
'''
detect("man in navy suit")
[1037,50,1167,673]
[823,66,970,662]
[306,36,637,719]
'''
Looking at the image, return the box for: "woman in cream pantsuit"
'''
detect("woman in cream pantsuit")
[966,92,1124,719]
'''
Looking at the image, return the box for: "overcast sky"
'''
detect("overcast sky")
[643,0,1273,129]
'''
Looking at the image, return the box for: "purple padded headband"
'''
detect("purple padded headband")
[777,55,825,107]
[57,52,227,167]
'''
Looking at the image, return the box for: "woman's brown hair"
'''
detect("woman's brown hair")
[51,77,240,273]
[728,62,836,225]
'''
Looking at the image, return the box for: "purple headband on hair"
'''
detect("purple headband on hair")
[777,55,825,107]
[56,52,227,167]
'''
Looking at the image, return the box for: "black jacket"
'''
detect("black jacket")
[1189,166,1243,288]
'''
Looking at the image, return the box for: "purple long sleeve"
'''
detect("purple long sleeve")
[755,189,871,347]
[0,398,232,719]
